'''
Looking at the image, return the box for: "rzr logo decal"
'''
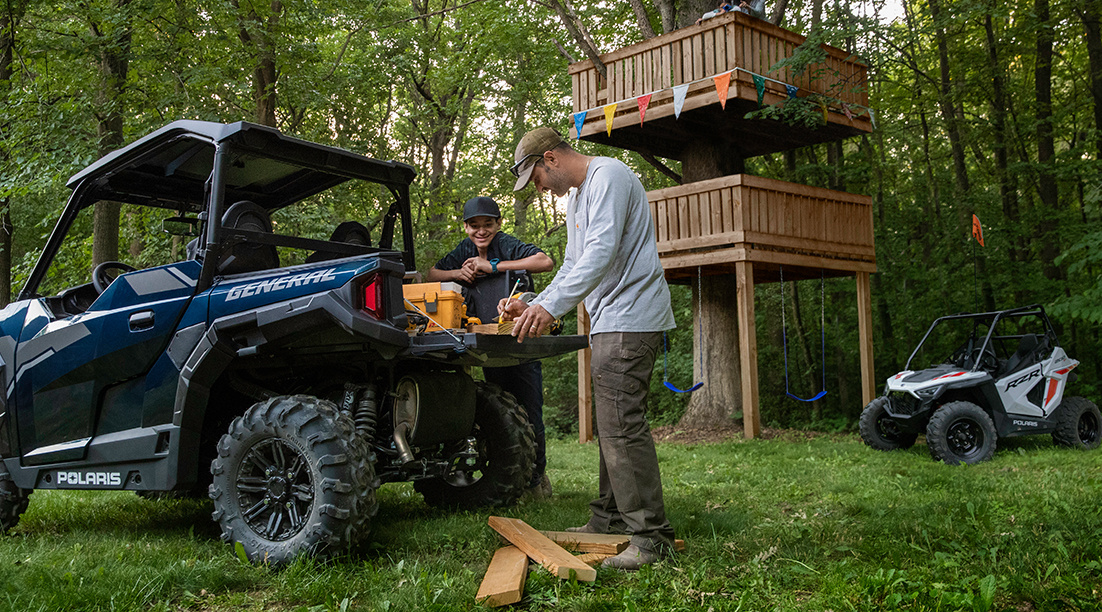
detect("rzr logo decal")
[56,471,122,487]
[225,268,339,302]
[1006,369,1040,390]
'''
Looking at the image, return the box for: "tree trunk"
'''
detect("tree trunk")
[0,7,16,306]
[1077,0,1102,161]
[984,11,1021,263]
[677,139,746,429]
[928,0,970,199]
[233,0,282,127]
[1035,0,1061,281]
[91,0,131,268]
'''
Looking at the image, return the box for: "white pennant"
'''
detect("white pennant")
[673,84,689,119]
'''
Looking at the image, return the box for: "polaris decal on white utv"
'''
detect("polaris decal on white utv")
[860,305,1100,465]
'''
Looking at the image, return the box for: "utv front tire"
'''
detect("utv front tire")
[209,395,377,565]
[859,397,918,451]
[1053,397,1102,450]
[415,382,535,509]
[926,401,997,465]
[0,461,29,532]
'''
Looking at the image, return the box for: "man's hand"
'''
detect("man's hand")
[463,256,494,277]
[509,303,552,343]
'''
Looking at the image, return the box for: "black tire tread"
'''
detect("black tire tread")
[859,396,918,451]
[0,462,29,532]
[1052,396,1102,450]
[209,395,378,565]
[926,401,997,465]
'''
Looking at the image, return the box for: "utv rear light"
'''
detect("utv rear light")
[359,273,385,320]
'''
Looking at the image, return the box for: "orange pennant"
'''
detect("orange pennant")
[971,214,984,247]
[637,94,652,126]
[713,71,732,110]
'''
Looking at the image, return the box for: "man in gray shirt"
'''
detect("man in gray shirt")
[501,127,676,570]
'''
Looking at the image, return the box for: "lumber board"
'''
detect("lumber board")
[469,320,551,335]
[542,531,686,553]
[476,545,529,607]
[576,552,615,567]
[487,517,597,582]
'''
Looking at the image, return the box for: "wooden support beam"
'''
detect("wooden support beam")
[487,517,597,582]
[476,546,529,607]
[577,304,593,443]
[856,271,876,406]
[736,260,760,438]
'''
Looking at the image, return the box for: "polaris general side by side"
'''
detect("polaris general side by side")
[0,121,587,563]
[860,305,1100,465]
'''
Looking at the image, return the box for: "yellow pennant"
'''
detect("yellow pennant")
[604,103,617,136]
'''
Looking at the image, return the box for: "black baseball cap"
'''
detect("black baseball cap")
[463,196,501,221]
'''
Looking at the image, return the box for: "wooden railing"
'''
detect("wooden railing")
[647,174,876,273]
[569,12,870,138]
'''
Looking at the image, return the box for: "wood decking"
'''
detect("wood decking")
[568,11,872,160]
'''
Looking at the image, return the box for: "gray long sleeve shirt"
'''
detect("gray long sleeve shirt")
[531,157,675,335]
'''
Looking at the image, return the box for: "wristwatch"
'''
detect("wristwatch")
[490,258,499,273]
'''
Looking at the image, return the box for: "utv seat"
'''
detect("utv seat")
[218,200,280,275]
[304,221,372,263]
[1000,334,1041,377]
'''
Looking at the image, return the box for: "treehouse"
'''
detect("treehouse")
[568,12,876,440]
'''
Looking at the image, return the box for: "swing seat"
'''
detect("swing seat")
[786,389,827,402]
[664,380,703,394]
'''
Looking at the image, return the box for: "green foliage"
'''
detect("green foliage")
[3,435,1101,610]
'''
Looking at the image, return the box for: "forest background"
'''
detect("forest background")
[0,0,1099,434]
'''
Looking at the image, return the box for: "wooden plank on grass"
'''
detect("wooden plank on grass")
[576,552,615,566]
[488,517,597,582]
[542,531,687,554]
[476,545,529,607]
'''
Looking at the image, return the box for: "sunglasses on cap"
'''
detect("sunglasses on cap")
[509,153,543,178]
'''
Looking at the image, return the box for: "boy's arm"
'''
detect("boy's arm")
[464,252,553,276]
[427,265,476,283]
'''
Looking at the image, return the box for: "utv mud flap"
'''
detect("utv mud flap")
[406,332,588,367]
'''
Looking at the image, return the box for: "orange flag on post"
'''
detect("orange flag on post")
[971,214,984,247]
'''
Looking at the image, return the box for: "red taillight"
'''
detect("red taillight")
[360,274,384,320]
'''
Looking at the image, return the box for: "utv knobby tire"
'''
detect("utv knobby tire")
[1052,396,1102,450]
[859,397,918,451]
[209,395,378,565]
[415,382,535,510]
[0,461,29,532]
[926,401,997,465]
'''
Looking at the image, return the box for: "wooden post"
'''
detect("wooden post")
[856,271,876,406]
[735,260,760,438]
[577,303,593,443]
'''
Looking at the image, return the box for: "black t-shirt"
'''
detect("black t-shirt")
[433,232,546,323]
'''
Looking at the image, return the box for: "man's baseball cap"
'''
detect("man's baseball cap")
[463,196,501,221]
[511,127,564,191]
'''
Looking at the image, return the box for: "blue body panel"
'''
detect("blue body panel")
[208,258,379,319]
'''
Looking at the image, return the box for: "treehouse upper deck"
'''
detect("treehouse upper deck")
[568,11,872,160]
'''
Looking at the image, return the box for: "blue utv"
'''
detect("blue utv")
[0,121,586,564]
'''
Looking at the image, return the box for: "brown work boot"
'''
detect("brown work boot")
[601,544,660,571]
[524,474,553,500]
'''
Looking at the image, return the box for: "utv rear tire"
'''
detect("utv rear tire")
[0,462,29,532]
[926,401,997,465]
[859,397,918,451]
[415,382,535,510]
[209,395,378,565]
[1053,397,1102,450]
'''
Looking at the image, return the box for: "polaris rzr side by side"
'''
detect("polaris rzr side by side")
[0,121,587,564]
[860,305,1100,465]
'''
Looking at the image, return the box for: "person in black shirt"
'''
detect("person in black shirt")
[427,196,554,498]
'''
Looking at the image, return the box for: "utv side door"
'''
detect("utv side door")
[13,261,200,466]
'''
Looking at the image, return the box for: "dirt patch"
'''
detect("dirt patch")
[650,423,850,444]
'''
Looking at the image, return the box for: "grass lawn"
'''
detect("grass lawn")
[0,432,1099,611]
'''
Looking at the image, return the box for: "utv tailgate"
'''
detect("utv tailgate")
[406,332,588,367]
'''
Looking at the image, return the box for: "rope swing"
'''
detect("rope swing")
[780,266,827,402]
[663,266,704,393]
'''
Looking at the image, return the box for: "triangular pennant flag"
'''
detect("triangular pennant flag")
[573,111,586,139]
[819,100,828,123]
[869,108,877,129]
[603,103,617,136]
[842,103,854,120]
[785,84,798,99]
[673,84,688,118]
[637,94,652,126]
[752,74,765,107]
[972,214,984,247]
[713,71,732,110]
